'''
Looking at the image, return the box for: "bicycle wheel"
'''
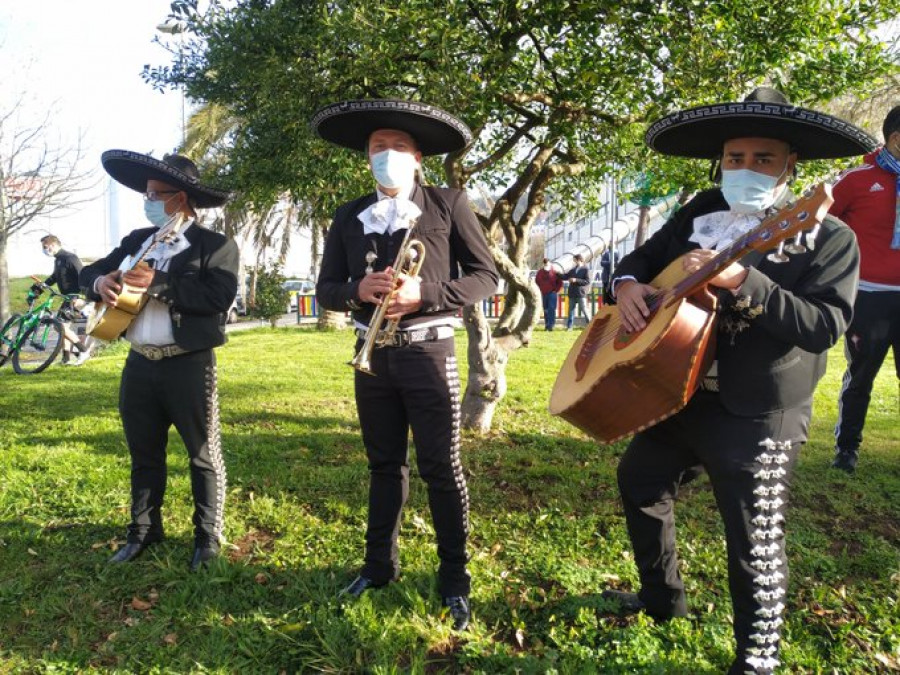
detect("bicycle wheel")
[13,318,65,374]
[0,313,24,366]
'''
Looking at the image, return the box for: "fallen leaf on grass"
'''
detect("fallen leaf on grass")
[27,548,38,556]
[163,633,177,646]
[130,597,152,611]
[223,613,235,626]
[255,573,269,585]
[515,628,525,648]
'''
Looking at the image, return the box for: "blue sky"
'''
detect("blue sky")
[0,0,189,269]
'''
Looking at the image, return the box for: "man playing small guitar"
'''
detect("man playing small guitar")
[80,150,238,572]
[587,88,875,674]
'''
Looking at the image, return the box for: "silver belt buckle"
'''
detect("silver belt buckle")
[143,345,164,360]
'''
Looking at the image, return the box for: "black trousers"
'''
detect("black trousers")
[118,349,226,547]
[354,336,470,597]
[835,289,900,453]
[617,391,809,674]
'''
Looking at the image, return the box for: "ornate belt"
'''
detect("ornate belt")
[131,343,190,360]
[354,325,455,347]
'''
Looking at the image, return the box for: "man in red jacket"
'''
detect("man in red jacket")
[535,257,563,331]
[831,105,900,473]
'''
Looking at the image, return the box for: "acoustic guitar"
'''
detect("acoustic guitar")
[86,214,188,341]
[549,184,833,443]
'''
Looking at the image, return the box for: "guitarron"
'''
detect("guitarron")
[549,184,833,443]
[87,214,188,341]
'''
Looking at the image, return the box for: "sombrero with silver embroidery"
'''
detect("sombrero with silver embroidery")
[645,87,877,160]
[311,99,472,156]
[101,149,231,208]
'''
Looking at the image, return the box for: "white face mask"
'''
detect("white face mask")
[543,263,551,270]
[370,149,419,192]
[721,161,789,214]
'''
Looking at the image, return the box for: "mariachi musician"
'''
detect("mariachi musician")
[80,150,238,571]
[600,88,875,673]
[313,99,497,630]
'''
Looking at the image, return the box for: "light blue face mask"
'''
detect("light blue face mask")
[370,149,419,191]
[721,164,787,214]
[144,198,171,227]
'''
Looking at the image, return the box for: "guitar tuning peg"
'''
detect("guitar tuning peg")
[766,241,790,264]
[804,224,820,251]
[783,233,806,255]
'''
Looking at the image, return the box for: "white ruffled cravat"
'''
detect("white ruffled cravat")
[357,197,422,235]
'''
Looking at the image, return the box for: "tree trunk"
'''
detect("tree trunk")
[460,303,509,432]
[317,308,347,330]
[635,205,651,248]
[0,232,8,324]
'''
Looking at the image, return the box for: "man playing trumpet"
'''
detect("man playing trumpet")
[313,99,497,630]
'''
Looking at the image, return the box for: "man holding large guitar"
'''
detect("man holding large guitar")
[586,88,876,674]
[80,150,238,572]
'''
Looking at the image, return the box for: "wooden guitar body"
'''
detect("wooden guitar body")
[549,258,718,443]
[86,283,150,341]
[549,184,833,444]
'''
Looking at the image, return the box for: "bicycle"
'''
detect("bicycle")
[0,277,83,374]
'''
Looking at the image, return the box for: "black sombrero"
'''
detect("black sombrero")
[101,149,231,209]
[310,99,472,156]
[645,87,877,160]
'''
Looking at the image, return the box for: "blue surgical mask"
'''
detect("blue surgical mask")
[370,149,419,192]
[144,199,171,227]
[721,165,787,214]
[42,248,54,257]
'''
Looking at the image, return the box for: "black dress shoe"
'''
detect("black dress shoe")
[600,589,646,615]
[443,595,470,631]
[189,545,219,572]
[108,540,158,564]
[339,575,390,599]
[831,448,858,474]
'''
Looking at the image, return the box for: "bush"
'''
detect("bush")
[250,265,290,328]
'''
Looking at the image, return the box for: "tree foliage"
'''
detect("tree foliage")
[145,0,898,428]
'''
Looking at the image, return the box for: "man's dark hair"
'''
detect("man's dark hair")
[883,105,900,143]
[40,234,60,247]
[574,254,583,262]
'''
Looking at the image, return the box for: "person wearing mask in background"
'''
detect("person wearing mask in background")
[602,87,874,674]
[535,257,563,331]
[313,99,498,631]
[563,253,591,330]
[80,150,238,572]
[830,105,900,474]
[35,234,92,365]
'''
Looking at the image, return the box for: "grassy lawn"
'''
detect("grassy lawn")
[0,325,898,673]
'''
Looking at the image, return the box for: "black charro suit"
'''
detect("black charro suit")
[608,188,858,673]
[81,222,239,551]
[317,183,497,598]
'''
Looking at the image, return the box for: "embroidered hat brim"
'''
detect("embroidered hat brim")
[645,100,877,160]
[101,149,232,209]
[310,99,473,156]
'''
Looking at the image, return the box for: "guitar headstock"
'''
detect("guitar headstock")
[746,183,833,255]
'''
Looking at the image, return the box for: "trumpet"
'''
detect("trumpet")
[350,219,426,375]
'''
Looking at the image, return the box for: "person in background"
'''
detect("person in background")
[313,99,498,631]
[535,257,563,331]
[80,150,238,572]
[603,87,874,674]
[35,234,92,365]
[830,104,900,474]
[563,253,591,330]
[599,248,620,296]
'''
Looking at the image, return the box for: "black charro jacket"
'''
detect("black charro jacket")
[79,222,239,352]
[610,188,859,417]
[316,184,498,328]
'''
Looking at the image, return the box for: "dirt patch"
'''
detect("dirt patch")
[227,528,278,563]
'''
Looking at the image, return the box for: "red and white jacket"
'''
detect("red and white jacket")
[829,150,900,287]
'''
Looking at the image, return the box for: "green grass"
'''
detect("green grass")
[0,327,898,673]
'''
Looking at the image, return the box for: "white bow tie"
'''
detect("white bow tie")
[357,197,422,235]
